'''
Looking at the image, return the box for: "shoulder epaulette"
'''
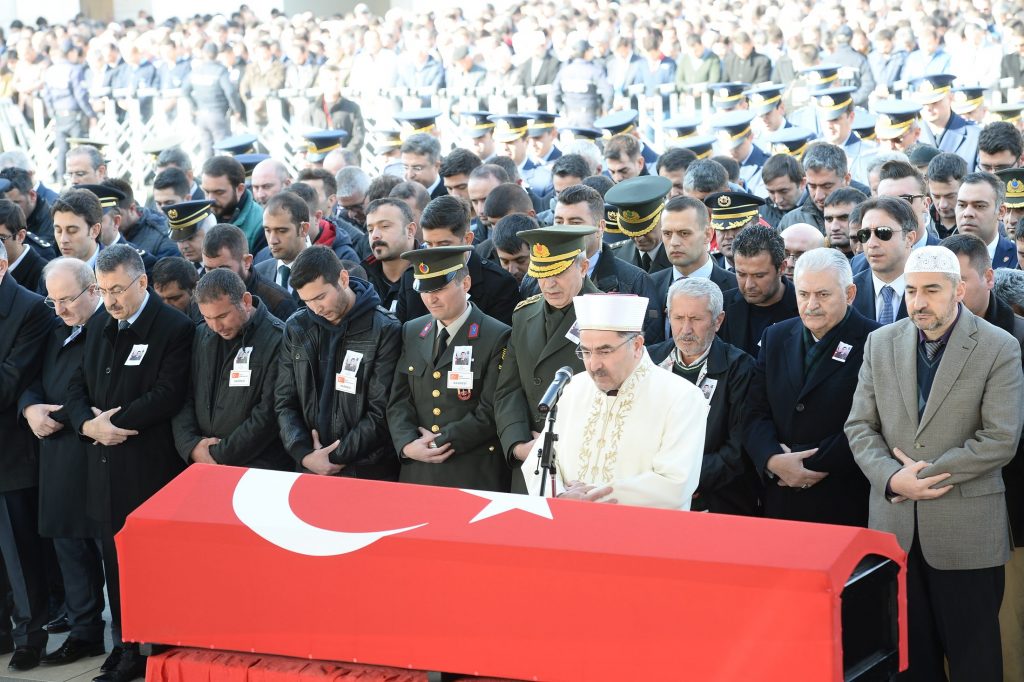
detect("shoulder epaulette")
[514,293,543,312]
[25,232,51,248]
[610,240,628,249]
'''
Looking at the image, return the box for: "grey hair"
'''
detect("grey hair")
[994,268,1024,309]
[43,256,96,290]
[683,159,729,193]
[335,166,371,197]
[95,243,144,278]
[561,140,602,176]
[0,149,33,171]
[803,142,849,178]
[400,133,441,163]
[667,277,724,318]
[67,145,105,170]
[793,247,854,290]
[866,151,911,177]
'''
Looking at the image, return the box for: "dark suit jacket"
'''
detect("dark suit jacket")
[9,245,48,294]
[610,239,671,274]
[744,308,879,526]
[0,275,54,493]
[723,51,772,84]
[649,336,761,515]
[851,268,909,323]
[1001,52,1024,89]
[514,53,561,90]
[389,304,511,492]
[396,251,521,325]
[718,277,799,357]
[65,292,193,532]
[651,261,738,339]
[993,235,1019,269]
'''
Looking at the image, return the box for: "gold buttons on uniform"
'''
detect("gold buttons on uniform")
[431,425,440,433]
[433,371,441,379]
[432,389,441,398]
[432,408,441,416]
[488,446,495,452]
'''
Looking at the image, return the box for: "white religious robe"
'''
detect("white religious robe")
[522,351,707,510]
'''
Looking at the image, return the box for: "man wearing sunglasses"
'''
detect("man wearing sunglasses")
[955,172,1019,269]
[851,196,918,324]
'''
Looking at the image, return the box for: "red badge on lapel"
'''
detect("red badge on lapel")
[419,322,433,338]
[468,323,479,339]
[458,388,472,401]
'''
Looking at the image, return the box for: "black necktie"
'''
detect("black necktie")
[640,252,652,271]
[433,327,450,366]
[279,264,291,289]
[117,320,130,331]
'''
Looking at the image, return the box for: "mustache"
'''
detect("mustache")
[371,240,389,249]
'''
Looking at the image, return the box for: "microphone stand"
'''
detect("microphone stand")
[535,403,559,497]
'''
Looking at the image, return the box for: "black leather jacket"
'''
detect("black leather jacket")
[275,292,402,480]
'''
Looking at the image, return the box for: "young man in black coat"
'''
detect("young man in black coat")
[64,244,193,682]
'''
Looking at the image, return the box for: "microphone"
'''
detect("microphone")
[537,366,574,414]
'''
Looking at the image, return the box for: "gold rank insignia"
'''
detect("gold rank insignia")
[717,194,732,207]
[751,94,764,105]
[167,209,178,219]
[819,95,834,107]
[1010,179,1023,192]
[418,262,430,274]
[620,209,640,222]
[532,243,550,258]
[953,92,968,103]
[919,81,934,93]
[878,114,891,127]
[718,87,730,97]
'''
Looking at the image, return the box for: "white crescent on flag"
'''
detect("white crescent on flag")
[232,469,426,557]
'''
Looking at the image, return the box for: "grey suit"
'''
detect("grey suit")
[846,308,1022,680]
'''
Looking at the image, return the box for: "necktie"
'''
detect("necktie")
[117,319,130,331]
[878,285,895,325]
[433,327,450,366]
[924,339,944,362]
[640,252,653,271]
[279,264,291,290]
[63,325,82,347]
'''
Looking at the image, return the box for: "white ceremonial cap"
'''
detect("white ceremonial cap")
[904,245,961,277]
[573,294,649,333]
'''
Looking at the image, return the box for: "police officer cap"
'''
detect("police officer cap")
[461,111,496,139]
[604,176,672,238]
[518,225,596,279]
[744,83,785,115]
[488,114,531,143]
[951,86,986,115]
[711,110,756,150]
[523,111,558,137]
[400,245,474,293]
[78,183,125,210]
[767,127,816,157]
[813,86,856,120]
[394,108,443,135]
[800,64,841,91]
[234,153,271,178]
[214,133,259,155]
[911,74,957,104]
[563,126,604,141]
[708,82,750,110]
[873,100,921,140]
[604,203,621,233]
[996,169,1024,209]
[990,102,1024,124]
[142,135,185,157]
[593,109,640,136]
[704,192,766,231]
[163,200,214,242]
[304,130,350,161]
[853,110,878,141]
[662,115,702,141]
[672,134,716,159]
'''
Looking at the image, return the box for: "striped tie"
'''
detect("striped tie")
[878,285,895,325]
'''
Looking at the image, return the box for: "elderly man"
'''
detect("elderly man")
[522,293,708,509]
[648,278,760,515]
[746,248,878,526]
[172,269,291,471]
[20,258,106,667]
[781,223,826,278]
[847,246,1024,681]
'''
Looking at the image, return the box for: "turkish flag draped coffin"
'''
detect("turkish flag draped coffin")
[118,465,907,682]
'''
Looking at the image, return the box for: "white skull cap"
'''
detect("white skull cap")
[905,245,961,277]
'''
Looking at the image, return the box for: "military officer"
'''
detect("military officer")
[873,101,923,153]
[707,82,750,113]
[164,200,215,274]
[494,225,600,493]
[388,246,511,492]
[853,111,877,142]
[593,109,659,174]
[489,114,554,200]
[812,86,877,187]
[607,175,673,273]
[767,127,816,160]
[951,86,987,124]
[912,74,980,169]
[711,111,769,198]
[996,169,1024,234]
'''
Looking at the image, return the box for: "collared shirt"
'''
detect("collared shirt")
[425,175,442,197]
[918,304,962,348]
[125,291,150,327]
[673,255,714,283]
[85,243,100,270]
[986,233,999,261]
[639,242,664,262]
[913,225,929,249]
[871,272,905,321]
[276,239,313,292]
[587,249,602,277]
[436,297,473,342]
[7,244,29,272]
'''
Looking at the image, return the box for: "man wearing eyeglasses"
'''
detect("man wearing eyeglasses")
[956,172,1019,269]
[63,244,192,682]
[0,236,55,672]
[20,258,107,668]
[521,293,707,509]
[977,122,1022,175]
[851,196,918,324]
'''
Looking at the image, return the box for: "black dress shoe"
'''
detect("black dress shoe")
[41,636,105,666]
[8,646,41,671]
[92,646,146,682]
[100,644,124,672]
[44,613,70,633]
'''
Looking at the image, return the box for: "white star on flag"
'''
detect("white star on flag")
[461,489,553,523]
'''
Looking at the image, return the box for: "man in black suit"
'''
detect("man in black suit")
[651,195,738,340]
[513,33,561,92]
[0,200,50,293]
[851,196,917,325]
[395,196,521,325]
[0,238,54,672]
[717,223,799,357]
[64,244,193,682]
[744,247,879,526]
[20,258,107,667]
[649,277,760,515]
[401,133,447,200]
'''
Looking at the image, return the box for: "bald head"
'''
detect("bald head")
[251,159,291,206]
[781,223,826,278]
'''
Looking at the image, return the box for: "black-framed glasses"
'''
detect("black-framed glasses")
[575,334,637,360]
[898,194,925,203]
[823,213,850,223]
[44,285,91,309]
[0,233,12,243]
[855,227,904,243]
